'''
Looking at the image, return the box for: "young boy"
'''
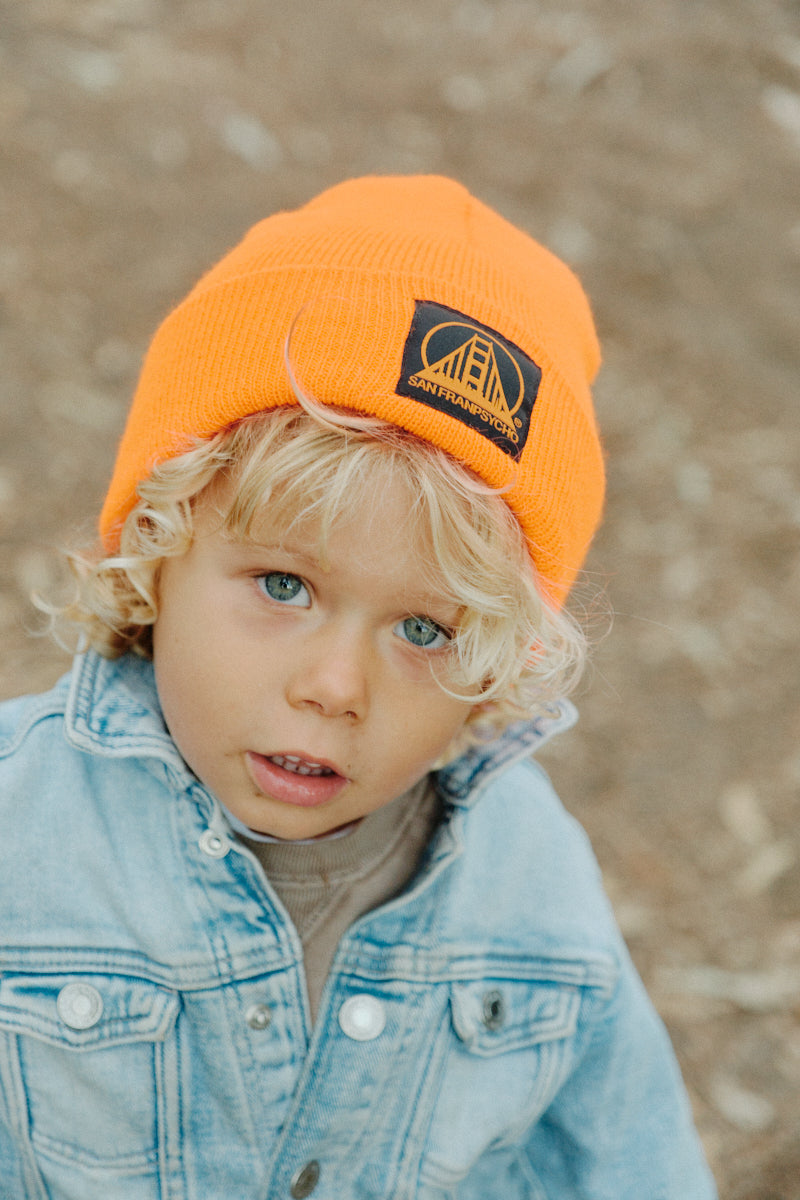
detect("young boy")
[0,176,716,1198]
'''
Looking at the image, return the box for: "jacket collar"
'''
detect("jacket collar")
[65,650,189,778]
[434,702,577,807]
[64,650,577,803]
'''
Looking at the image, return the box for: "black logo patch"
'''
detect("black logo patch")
[396,301,540,459]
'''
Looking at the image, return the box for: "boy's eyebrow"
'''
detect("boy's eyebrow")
[226,536,322,567]
[220,527,461,614]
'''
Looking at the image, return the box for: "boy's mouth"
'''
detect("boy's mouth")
[245,751,349,808]
[268,754,335,777]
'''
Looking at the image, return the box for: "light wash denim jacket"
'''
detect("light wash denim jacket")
[0,651,716,1200]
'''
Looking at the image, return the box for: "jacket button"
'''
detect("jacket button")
[246,1003,272,1030]
[56,983,104,1030]
[290,1159,320,1197]
[482,989,506,1030]
[199,829,230,858]
[338,993,386,1041]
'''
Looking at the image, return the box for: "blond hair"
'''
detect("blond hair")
[56,405,589,738]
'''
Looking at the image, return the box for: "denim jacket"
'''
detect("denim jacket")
[0,651,716,1200]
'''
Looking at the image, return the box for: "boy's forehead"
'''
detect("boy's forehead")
[204,471,452,595]
[252,491,435,569]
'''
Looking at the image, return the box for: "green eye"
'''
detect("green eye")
[396,616,450,649]
[259,573,310,606]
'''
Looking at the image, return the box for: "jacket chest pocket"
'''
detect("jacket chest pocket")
[420,978,581,1190]
[0,971,180,1186]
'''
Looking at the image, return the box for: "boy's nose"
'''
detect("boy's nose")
[286,626,369,722]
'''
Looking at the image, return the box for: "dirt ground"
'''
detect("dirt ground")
[1,1,799,1194]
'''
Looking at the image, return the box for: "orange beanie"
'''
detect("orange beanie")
[100,175,604,606]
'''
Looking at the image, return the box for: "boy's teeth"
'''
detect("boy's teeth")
[270,754,333,777]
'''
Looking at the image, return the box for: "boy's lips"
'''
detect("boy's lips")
[245,750,349,808]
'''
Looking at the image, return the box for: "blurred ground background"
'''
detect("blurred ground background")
[1,0,798,1194]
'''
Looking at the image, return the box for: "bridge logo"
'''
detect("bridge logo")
[397,301,540,459]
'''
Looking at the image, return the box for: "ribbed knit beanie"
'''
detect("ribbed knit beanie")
[100,175,604,606]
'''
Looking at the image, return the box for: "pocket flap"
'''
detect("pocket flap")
[0,973,179,1049]
[450,979,579,1056]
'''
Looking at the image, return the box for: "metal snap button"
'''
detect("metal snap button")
[56,982,104,1030]
[290,1159,320,1198]
[199,829,230,858]
[246,1003,272,1031]
[338,993,386,1041]
[482,988,506,1030]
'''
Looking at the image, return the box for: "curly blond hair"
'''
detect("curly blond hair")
[54,403,590,739]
